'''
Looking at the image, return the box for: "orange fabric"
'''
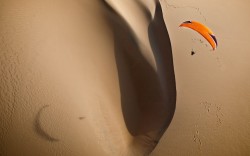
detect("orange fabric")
[180,21,217,50]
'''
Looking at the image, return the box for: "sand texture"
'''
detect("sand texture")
[0,0,250,156]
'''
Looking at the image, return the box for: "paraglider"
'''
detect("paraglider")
[191,50,195,55]
[180,21,217,50]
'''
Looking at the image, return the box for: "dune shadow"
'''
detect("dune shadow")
[103,0,176,154]
[147,1,176,132]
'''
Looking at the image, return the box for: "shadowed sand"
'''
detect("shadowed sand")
[4,0,250,156]
[1,0,250,155]
[106,0,176,154]
[0,0,175,155]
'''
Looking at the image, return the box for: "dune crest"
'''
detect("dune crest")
[103,0,176,155]
[0,0,175,155]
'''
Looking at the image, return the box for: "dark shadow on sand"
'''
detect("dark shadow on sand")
[103,0,176,154]
[147,1,176,132]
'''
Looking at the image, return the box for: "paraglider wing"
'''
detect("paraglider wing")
[180,21,217,50]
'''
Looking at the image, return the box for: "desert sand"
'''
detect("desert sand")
[0,0,250,156]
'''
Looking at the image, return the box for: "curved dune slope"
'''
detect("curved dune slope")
[0,0,175,155]
[104,0,176,154]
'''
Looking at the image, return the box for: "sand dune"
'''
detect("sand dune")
[0,0,175,155]
[1,0,250,155]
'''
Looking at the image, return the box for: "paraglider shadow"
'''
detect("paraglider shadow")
[34,105,60,142]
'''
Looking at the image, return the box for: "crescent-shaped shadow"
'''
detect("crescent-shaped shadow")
[34,105,60,142]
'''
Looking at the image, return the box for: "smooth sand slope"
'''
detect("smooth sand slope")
[1,0,250,155]
[0,0,175,155]
[152,0,250,155]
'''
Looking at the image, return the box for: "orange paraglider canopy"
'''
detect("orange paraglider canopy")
[180,21,217,50]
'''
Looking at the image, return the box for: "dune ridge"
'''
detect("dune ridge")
[0,0,176,155]
[103,0,176,155]
[2,0,250,155]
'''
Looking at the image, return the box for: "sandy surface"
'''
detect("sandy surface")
[152,0,250,155]
[0,0,250,156]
